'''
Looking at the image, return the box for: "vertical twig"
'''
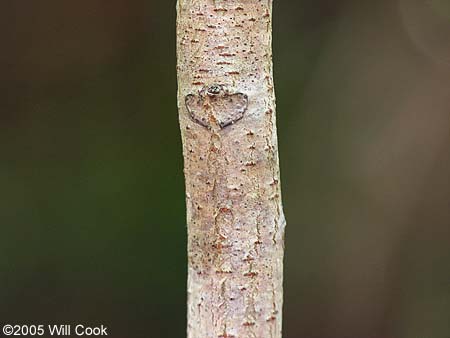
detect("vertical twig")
[176,1,285,337]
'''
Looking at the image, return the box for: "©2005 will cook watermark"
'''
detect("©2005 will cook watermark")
[2,324,108,336]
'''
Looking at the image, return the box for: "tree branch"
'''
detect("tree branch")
[176,1,285,337]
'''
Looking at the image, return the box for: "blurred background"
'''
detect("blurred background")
[1,0,449,337]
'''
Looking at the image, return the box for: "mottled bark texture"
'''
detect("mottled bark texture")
[176,1,285,337]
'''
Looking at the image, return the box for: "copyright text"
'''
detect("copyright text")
[2,324,108,336]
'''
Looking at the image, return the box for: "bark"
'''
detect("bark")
[176,1,285,337]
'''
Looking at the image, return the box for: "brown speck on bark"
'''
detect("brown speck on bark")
[177,0,285,337]
[266,316,277,322]
[244,271,258,278]
[219,53,237,57]
[218,334,235,338]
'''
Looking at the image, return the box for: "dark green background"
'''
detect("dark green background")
[1,1,449,337]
